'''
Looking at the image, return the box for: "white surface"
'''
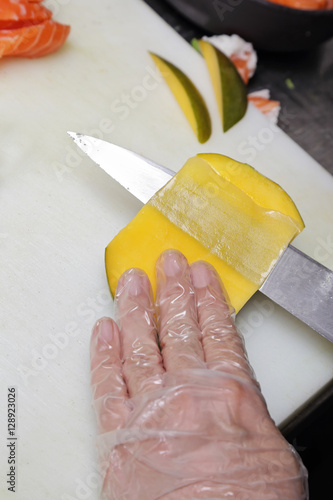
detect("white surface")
[1,0,333,498]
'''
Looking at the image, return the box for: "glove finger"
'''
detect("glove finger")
[191,261,255,381]
[156,249,205,372]
[116,268,165,397]
[90,317,129,432]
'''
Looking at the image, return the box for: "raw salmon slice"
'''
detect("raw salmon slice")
[266,0,328,9]
[230,57,251,84]
[0,0,52,29]
[248,90,281,124]
[248,95,280,113]
[0,19,70,58]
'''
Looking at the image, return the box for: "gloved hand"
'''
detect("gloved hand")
[90,249,308,499]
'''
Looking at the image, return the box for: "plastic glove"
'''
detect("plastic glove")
[90,249,308,500]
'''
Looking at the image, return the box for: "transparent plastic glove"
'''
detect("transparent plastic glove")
[90,249,308,500]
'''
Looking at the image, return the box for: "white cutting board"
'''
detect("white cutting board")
[1,0,333,498]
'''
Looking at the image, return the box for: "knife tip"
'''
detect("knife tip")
[67,131,82,141]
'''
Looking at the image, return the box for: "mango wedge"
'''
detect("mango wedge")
[150,52,211,144]
[105,154,304,313]
[199,40,248,132]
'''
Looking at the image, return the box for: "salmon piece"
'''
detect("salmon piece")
[266,0,328,9]
[248,95,280,113]
[248,90,281,124]
[230,56,251,84]
[0,0,52,29]
[0,19,70,58]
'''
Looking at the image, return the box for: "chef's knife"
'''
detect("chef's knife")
[68,132,333,343]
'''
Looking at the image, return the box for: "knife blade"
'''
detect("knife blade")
[68,132,174,203]
[68,132,333,343]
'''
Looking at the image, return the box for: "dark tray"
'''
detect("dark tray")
[164,0,333,52]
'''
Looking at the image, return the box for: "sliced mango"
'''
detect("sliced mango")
[149,52,211,144]
[105,154,304,313]
[199,40,248,132]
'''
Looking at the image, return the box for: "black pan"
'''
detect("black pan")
[164,0,333,52]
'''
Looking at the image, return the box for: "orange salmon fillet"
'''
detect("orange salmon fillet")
[266,0,328,9]
[248,95,280,114]
[230,56,250,84]
[0,19,70,58]
[0,0,52,29]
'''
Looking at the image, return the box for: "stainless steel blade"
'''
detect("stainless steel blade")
[67,132,174,203]
[260,245,333,342]
[68,132,333,341]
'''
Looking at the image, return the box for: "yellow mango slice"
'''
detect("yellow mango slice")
[149,52,211,144]
[105,154,304,313]
[198,40,248,132]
